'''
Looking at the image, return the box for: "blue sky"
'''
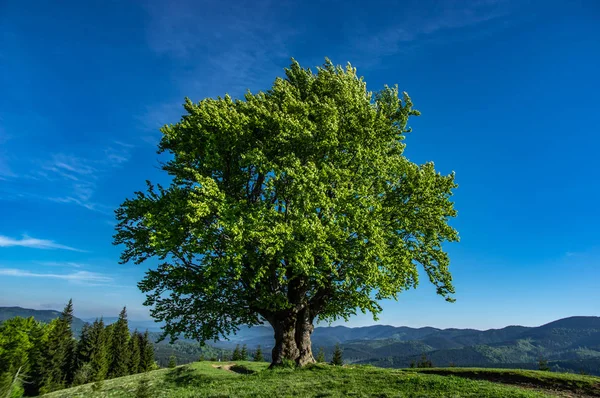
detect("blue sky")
[0,0,598,329]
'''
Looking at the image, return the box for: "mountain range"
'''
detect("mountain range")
[2,306,599,375]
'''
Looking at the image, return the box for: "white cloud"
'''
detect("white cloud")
[0,235,85,252]
[35,261,86,268]
[0,268,112,283]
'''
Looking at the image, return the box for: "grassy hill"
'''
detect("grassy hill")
[42,362,600,398]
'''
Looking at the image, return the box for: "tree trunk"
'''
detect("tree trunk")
[268,315,299,368]
[295,307,315,366]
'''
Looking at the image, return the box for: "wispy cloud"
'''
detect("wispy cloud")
[35,261,86,268]
[0,235,85,252]
[139,0,297,138]
[352,0,513,62]
[0,268,112,283]
[30,143,134,212]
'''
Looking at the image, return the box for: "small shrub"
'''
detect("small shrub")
[417,354,433,368]
[316,347,326,363]
[538,357,550,372]
[330,344,343,366]
[168,354,177,368]
[135,377,152,398]
[91,380,104,392]
[198,354,205,362]
[232,345,242,361]
[209,356,217,362]
[253,345,264,362]
[240,344,248,361]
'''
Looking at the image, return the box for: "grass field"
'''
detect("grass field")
[43,362,600,398]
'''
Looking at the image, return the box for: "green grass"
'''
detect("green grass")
[405,367,600,397]
[42,362,600,398]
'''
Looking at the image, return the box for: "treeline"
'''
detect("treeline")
[0,300,156,397]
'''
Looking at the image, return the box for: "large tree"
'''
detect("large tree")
[114,59,458,367]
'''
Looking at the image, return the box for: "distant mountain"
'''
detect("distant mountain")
[213,316,600,376]
[82,317,164,332]
[0,306,87,333]
[2,306,598,375]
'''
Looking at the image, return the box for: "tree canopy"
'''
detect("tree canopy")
[114,58,459,366]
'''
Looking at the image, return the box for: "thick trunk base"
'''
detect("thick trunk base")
[268,310,315,368]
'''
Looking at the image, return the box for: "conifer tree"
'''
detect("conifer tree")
[128,330,141,374]
[88,318,109,382]
[72,323,94,385]
[316,347,326,363]
[42,299,76,392]
[240,344,248,361]
[330,344,343,366]
[168,354,177,368]
[108,307,130,378]
[75,324,92,367]
[140,330,155,372]
[25,319,50,396]
[231,344,241,361]
[253,345,264,362]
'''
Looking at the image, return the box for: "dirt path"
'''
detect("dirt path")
[211,363,235,372]
[211,363,254,375]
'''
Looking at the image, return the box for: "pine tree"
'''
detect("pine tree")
[139,330,155,372]
[240,344,248,361]
[72,323,92,385]
[25,320,50,396]
[231,344,241,361]
[253,346,263,362]
[108,307,130,378]
[42,299,76,392]
[330,344,343,366]
[168,355,177,368]
[88,318,109,382]
[316,347,326,363]
[128,330,141,374]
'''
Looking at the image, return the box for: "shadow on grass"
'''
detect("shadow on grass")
[164,366,211,388]
[229,365,256,375]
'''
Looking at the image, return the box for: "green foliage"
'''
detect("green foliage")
[87,318,109,382]
[140,331,155,372]
[114,58,459,363]
[0,302,156,397]
[417,354,433,368]
[91,379,103,392]
[240,344,248,361]
[253,345,264,362]
[134,376,153,398]
[42,299,76,393]
[108,307,130,378]
[129,330,142,374]
[538,357,550,371]
[316,347,326,363]
[168,355,177,368]
[232,345,242,361]
[330,344,343,366]
[72,362,92,386]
